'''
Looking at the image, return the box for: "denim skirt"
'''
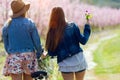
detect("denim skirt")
[58,52,87,72]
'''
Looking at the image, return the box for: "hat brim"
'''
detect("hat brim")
[11,4,30,18]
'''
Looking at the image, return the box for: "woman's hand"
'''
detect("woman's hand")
[85,10,92,24]
[40,51,47,59]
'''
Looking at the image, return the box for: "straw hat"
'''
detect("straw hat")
[11,0,30,18]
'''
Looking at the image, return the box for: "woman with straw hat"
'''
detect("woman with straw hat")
[2,0,44,80]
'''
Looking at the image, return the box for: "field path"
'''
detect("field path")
[84,34,118,80]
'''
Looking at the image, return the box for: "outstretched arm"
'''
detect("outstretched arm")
[73,23,91,45]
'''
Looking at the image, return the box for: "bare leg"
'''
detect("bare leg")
[61,72,74,80]
[11,73,22,80]
[75,71,85,80]
[23,73,33,80]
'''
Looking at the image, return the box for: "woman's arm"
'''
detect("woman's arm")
[30,22,43,59]
[2,26,9,52]
[73,22,91,45]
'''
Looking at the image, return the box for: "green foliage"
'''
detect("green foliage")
[38,56,53,74]
[0,43,4,52]
[93,29,120,74]
[80,0,120,8]
[37,55,62,80]
[85,13,92,20]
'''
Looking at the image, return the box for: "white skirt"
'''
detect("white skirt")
[58,52,87,72]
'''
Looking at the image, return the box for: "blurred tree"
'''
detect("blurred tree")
[1,0,120,34]
[0,0,10,26]
[111,0,120,2]
[80,0,120,8]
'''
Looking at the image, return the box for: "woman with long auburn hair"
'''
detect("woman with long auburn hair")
[46,7,67,51]
[45,7,91,80]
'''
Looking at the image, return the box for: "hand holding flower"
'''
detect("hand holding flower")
[85,10,92,23]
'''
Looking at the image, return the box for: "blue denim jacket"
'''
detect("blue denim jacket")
[2,17,43,58]
[48,23,91,63]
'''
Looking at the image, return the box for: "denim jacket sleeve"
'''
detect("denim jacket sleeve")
[48,50,57,58]
[2,23,9,52]
[73,23,91,45]
[29,21,43,58]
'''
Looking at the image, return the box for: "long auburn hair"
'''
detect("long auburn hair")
[45,7,67,51]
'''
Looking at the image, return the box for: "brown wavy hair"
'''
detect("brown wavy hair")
[45,7,67,51]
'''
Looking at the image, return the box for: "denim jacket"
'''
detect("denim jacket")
[2,17,43,58]
[48,23,91,63]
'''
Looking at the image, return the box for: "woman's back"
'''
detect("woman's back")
[8,17,33,49]
[2,17,41,54]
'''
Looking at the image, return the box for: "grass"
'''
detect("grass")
[0,57,11,80]
[0,43,11,80]
[0,43,4,52]
[93,29,120,74]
